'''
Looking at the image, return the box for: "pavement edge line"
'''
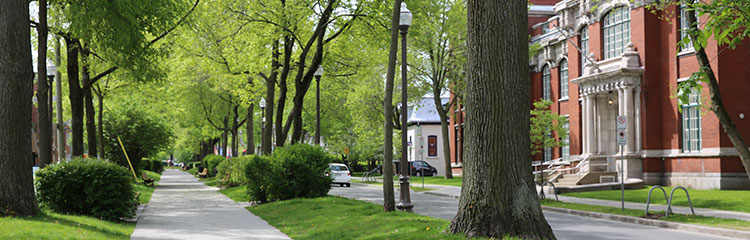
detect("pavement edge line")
[541,206,750,239]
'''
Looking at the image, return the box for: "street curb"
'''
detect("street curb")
[542,206,750,239]
[422,191,460,199]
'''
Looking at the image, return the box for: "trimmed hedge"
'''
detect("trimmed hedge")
[216,156,252,188]
[141,159,152,171]
[150,159,164,173]
[245,144,333,203]
[35,158,135,221]
[202,154,226,177]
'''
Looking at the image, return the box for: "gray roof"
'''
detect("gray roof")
[407,97,449,124]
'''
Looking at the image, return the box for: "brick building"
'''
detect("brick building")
[449,0,750,189]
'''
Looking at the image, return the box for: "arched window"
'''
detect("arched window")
[542,65,551,100]
[559,59,568,99]
[580,26,589,75]
[603,6,630,59]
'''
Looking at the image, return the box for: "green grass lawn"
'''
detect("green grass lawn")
[352,180,436,192]
[200,176,217,187]
[561,186,750,213]
[219,185,250,202]
[0,210,136,239]
[248,196,487,240]
[186,167,198,175]
[541,199,750,231]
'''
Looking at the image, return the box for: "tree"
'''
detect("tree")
[447,0,555,238]
[102,102,172,171]
[37,0,53,167]
[530,99,568,155]
[410,0,467,179]
[0,0,40,217]
[380,0,403,212]
[678,1,750,183]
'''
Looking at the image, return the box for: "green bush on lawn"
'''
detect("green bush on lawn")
[217,156,252,188]
[150,159,164,173]
[245,144,333,203]
[35,158,136,221]
[140,158,152,171]
[202,154,226,177]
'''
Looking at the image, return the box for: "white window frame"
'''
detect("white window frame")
[542,65,551,101]
[580,26,589,75]
[603,6,631,59]
[559,59,568,100]
[681,89,702,153]
[679,1,698,52]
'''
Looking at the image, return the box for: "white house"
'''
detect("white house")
[407,96,449,176]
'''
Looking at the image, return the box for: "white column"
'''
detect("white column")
[590,94,598,155]
[635,86,641,152]
[625,86,635,153]
[582,94,590,154]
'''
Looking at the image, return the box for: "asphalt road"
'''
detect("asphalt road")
[329,184,739,240]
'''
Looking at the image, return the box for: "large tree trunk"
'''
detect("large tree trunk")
[37,0,52,168]
[55,37,64,163]
[380,0,402,212]
[435,98,454,179]
[64,37,84,157]
[0,0,40,216]
[247,102,254,155]
[447,0,555,238]
[685,10,750,184]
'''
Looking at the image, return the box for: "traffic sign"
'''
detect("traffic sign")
[616,115,627,130]
[617,129,627,145]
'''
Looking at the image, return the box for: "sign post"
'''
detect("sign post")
[616,115,628,211]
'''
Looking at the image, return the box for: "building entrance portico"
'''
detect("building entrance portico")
[573,43,643,179]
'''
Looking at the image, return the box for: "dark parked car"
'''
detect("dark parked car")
[393,160,438,176]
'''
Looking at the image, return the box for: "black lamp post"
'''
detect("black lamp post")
[314,66,323,146]
[396,2,414,212]
[259,98,266,154]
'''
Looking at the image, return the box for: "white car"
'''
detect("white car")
[328,163,351,187]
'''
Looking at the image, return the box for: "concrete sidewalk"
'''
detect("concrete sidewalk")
[418,183,750,221]
[130,169,290,240]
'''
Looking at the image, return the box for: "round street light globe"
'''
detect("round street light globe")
[399,2,412,27]
[314,66,324,77]
[259,98,266,108]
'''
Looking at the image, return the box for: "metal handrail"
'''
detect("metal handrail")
[362,172,377,183]
[645,185,670,215]
[538,181,559,201]
[666,186,695,217]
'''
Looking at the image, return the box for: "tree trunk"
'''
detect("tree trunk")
[447,0,555,238]
[685,10,750,184]
[55,37,64,163]
[231,105,239,157]
[83,71,97,158]
[37,0,52,168]
[263,42,277,154]
[435,97,454,179]
[96,86,104,160]
[380,0,402,212]
[64,37,84,157]
[222,117,229,157]
[247,102,254,155]
[275,39,291,147]
[0,0,40,216]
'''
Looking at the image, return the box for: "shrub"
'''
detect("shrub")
[266,144,333,201]
[35,158,135,221]
[245,155,272,203]
[202,154,226,177]
[150,159,164,173]
[141,158,152,171]
[217,156,252,188]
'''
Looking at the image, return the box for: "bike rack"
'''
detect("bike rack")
[538,181,559,201]
[645,185,670,216]
[666,186,695,217]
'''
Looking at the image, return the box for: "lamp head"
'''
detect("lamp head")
[399,2,412,28]
[259,98,267,108]
[314,66,324,77]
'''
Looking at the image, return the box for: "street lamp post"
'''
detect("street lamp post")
[314,66,323,146]
[259,98,266,154]
[396,2,414,212]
